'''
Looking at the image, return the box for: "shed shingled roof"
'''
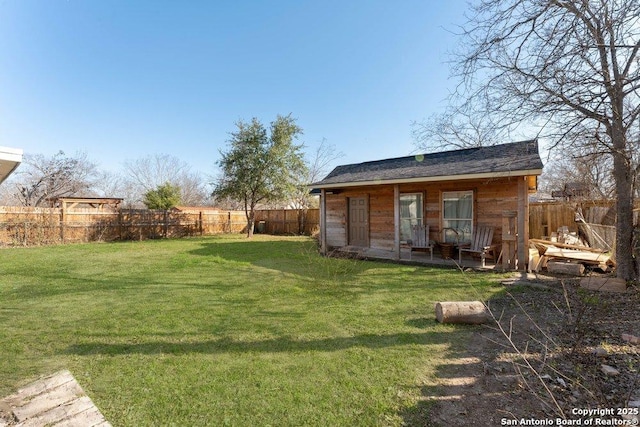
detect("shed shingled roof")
[311,139,543,189]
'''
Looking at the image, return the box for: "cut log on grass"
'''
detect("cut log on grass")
[435,301,488,324]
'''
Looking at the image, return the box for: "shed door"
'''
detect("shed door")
[348,197,369,247]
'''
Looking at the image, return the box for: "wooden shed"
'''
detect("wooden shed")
[310,140,544,270]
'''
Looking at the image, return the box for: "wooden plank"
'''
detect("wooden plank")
[393,185,400,260]
[530,238,605,253]
[528,247,541,273]
[517,177,527,271]
[5,371,75,407]
[1,371,111,427]
[12,381,84,421]
[17,396,96,427]
[54,405,108,427]
[543,247,611,264]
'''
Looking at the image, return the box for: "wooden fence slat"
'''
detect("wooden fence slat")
[0,207,321,246]
[5,201,630,247]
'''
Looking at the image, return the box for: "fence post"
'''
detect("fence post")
[163,210,168,238]
[60,205,65,243]
[118,210,123,240]
[298,208,306,235]
[283,209,287,234]
[502,210,517,270]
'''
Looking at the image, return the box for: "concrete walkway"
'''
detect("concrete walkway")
[0,370,110,427]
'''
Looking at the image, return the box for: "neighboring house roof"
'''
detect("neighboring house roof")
[311,139,543,190]
[0,146,23,185]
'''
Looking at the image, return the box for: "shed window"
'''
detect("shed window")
[400,193,423,242]
[442,191,473,243]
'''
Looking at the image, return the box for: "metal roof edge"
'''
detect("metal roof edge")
[0,146,23,163]
[0,146,23,186]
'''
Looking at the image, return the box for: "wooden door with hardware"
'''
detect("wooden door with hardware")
[348,197,369,247]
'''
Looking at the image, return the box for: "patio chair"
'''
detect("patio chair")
[409,224,433,260]
[458,226,497,267]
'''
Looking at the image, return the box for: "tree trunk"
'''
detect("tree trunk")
[611,120,636,281]
[246,209,255,238]
[298,208,307,235]
[244,200,255,238]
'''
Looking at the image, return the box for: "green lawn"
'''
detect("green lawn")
[0,235,504,426]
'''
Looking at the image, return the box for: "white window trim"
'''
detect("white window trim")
[400,192,424,243]
[441,190,474,244]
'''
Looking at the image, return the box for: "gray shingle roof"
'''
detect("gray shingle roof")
[311,139,543,188]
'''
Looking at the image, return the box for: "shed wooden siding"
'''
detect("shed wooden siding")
[324,176,524,251]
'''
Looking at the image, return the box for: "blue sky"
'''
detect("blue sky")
[0,1,468,177]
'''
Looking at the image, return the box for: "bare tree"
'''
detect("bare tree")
[452,0,640,280]
[122,154,210,207]
[412,100,510,152]
[291,138,344,209]
[9,151,97,207]
[92,170,127,198]
[289,138,344,233]
[307,139,345,184]
[210,194,245,211]
[541,156,615,200]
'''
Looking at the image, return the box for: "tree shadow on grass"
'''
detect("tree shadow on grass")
[187,238,477,299]
[188,239,378,281]
[65,330,457,356]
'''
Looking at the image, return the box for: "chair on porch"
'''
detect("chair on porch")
[458,226,497,267]
[409,224,433,260]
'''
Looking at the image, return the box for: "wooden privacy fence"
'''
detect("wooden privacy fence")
[529,200,640,240]
[0,207,321,246]
[1,201,632,247]
[529,202,579,239]
[0,207,248,246]
[253,209,320,235]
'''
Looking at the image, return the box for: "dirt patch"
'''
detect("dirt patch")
[420,273,640,426]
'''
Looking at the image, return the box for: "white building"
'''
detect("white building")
[0,146,23,185]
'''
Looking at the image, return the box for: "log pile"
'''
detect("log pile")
[529,237,614,275]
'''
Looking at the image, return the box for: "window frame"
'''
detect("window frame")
[441,190,474,244]
[399,192,424,243]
